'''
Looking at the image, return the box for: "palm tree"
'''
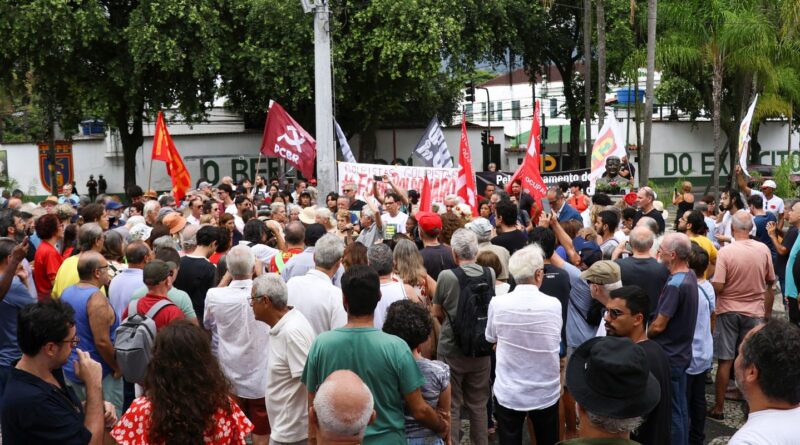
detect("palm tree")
[597,0,607,127]
[640,0,656,187]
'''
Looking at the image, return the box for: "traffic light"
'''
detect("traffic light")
[465,81,475,102]
[488,134,494,144]
[481,130,488,146]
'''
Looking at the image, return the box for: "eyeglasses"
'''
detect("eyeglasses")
[248,295,266,305]
[61,336,80,347]
[607,308,627,320]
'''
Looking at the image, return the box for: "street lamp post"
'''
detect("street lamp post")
[301,0,335,198]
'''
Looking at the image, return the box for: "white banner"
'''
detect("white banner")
[337,162,457,205]
[738,94,759,177]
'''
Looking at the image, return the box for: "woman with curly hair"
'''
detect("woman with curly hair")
[111,320,253,444]
[382,300,451,445]
[439,212,464,246]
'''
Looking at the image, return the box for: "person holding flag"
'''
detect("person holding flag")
[505,100,548,225]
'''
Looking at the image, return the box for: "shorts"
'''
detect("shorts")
[235,396,270,436]
[713,312,762,360]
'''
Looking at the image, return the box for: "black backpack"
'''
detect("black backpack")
[447,267,496,357]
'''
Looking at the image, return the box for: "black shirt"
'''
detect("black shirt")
[420,244,457,280]
[778,227,799,280]
[634,208,666,235]
[173,255,217,324]
[616,257,670,317]
[631,340,672,445]
[349,200,366,212]
[491,230,528,255]
[1,368,92,444]
[540,264,571,357]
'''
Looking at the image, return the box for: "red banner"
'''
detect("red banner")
[457,117,478,216]
[506,100,548,200]
[259,101,316,179]
[151,112,191,201]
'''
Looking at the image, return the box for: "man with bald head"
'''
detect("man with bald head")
[60,251,122,415]
[648,232,698,445]
[708,210,776,420]
[633,186,665,234]
[311,370,376,444]
[615,225,670,315]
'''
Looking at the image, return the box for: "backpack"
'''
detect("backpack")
[447,267,495,357]
[114,299,175,384]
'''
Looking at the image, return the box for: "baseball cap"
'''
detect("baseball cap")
[105,201,123,210]
[416,211,442,236]
[580,260,621,284]
[761,179,777,189]
[466,217,493,238]
[143,259,175,285]
[573,237,603,267]
[198,181,213,189]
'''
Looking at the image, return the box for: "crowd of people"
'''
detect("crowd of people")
[0,166,797,445]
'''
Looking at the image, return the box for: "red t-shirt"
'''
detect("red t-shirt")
[33,240,63,301]
[122,294,185,330]
[268,248,304,273]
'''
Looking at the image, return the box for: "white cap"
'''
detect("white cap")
[761,179,777,189]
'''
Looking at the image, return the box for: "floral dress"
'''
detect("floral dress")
[111,396,254,444]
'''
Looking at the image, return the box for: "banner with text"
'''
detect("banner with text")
[338,162,457,204]
[476,169,590,196]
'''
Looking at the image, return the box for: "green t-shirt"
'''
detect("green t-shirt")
[301,327,425,445]
[130,286,197,320]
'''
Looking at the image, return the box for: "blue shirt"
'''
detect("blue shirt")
[61,285,120,381]
[556,203,583,223]
[0,275,36,367]
[281,247,344,288]
[1,368,92,444]
[753,213,778,259]
[108,268,144,321]
[688,281,715,375]
[652,271,699,369]
[562,262,596,348]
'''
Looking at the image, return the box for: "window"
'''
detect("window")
[465,103,473,121]
[495,101,503,121]
[550,98,558,118]
[511,100,521,119]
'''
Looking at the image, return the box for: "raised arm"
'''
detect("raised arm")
[735,165,752,196]
[385,175,409,205]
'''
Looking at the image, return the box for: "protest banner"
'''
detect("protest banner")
[476,169,591,196]
[588,114,626,182]
[337,162,457,205]
[412,117,453,168]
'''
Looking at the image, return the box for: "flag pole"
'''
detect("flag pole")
[146,157,154,194]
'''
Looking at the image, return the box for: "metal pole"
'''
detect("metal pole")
[313,1,335,200]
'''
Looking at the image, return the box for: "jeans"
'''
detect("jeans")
[494,399,559,445]
[438,354,491,445]
[686,371,707,445]
[669,366,689,445]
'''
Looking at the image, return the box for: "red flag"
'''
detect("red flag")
[457,117,478,216]
[506,100,548,200]
[259,101,317,179]
[151,112,191,202]
[419,174,432,212]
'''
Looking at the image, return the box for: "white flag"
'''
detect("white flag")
[738,95,759,177]
[335,120,357,163]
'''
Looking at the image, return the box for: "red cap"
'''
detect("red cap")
[416,211,442,235]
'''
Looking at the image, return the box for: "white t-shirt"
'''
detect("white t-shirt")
[373,281,407,329]
[485,284,562,411]
[381,211,408,238]
[728,406,800,445]
[749,189,785,217]
[265,308,315,443]
[286,269,347,337]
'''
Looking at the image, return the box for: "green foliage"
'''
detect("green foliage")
[655,75,704,121]
[773,157,799,199]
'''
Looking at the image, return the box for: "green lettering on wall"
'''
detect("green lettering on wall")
[701,153,715,175]
[232,159,248,182]
[678,153,692,175]
[664,154,678,176]
[202,161,219,184]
